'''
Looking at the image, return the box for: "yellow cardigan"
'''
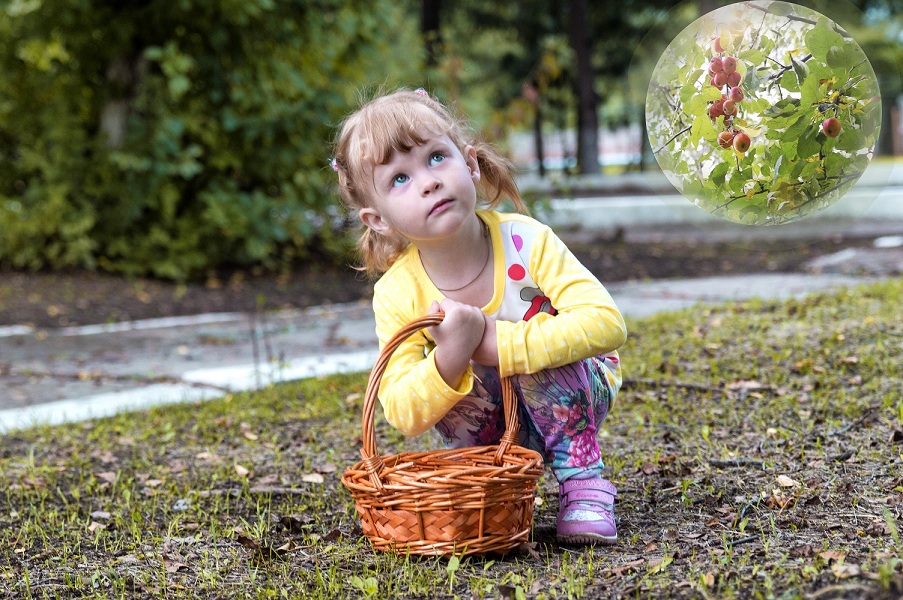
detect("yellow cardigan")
[372,210,627,436]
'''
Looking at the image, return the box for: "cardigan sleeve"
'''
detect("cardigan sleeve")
[372,274,475,437]
[494,225,626,378]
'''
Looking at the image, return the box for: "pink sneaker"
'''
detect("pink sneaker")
[556,478,618,545]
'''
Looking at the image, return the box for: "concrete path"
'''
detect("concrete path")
[1,161,901,433]
[0,262,894,433]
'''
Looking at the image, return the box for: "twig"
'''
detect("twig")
[727,535,758,547]
[653,423,688,435]
[806,584,875,600]
[766,53,813,83]
[248,486,308,495]
[795,173,861,211]
[746,4,851,38]
[829,405,880,436]
[623,378,723,395]
[709,459,766,469]
[654,125,692,155]
[612,573,641,600]
[738,497,763,522]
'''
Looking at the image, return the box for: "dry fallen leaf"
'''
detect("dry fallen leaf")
[164,558,189,573]
[640,462,660,475]
[819,550,846,562]
[275,540,301,553]
[234,464,250,477]
[646,555,674,574]
[240,422,259,441]
[831,563,861,579]
[87,521,106,533]
[255,474,280,487]
[777,475,801,488]
[94,472,117,484]
[601,559,644,578]
[301,473,324,484]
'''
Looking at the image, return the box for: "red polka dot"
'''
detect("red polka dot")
[507,264,526,281]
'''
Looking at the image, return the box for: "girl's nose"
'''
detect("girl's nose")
[420,175,441,195]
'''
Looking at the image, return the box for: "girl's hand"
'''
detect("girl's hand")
[427,299,486,388]
[471,314,499,366]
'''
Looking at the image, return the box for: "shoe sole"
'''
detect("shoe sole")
[557,533,617,545]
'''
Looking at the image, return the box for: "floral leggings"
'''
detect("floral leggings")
[434,354,621,483]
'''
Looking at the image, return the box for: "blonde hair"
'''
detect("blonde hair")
[332,88,528,276]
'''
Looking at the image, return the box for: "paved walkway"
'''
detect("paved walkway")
[1,161,902,433]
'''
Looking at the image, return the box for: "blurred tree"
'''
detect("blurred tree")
[422,0,443,67]
[426,0,678,175]
[568,0,598,174]
[0,0,420,279]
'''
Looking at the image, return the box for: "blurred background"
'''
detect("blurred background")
[1,0,901,281]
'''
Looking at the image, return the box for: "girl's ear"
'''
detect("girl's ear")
[359,207,392,236]
[464,145,480,182]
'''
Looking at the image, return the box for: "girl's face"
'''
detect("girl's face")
[359,133,481,248]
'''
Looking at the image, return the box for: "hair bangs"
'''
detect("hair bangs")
[360,100,454,166]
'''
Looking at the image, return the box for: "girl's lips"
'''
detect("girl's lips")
[429,198,453,215]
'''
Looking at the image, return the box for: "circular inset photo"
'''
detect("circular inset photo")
[646,1,882,226]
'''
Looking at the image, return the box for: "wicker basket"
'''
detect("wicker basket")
[342,313,544,556]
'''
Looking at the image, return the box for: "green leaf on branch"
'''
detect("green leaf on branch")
[835,127,865,153]
[684,87,721,117]
[826,46,847,69]
[797,125,821,160]
[765,97,801,116]
[805,18,845,62]
[790,158,807,181]
[781,112,809,142]
[711,162,730,186]
[800,160,820,180]
[799,70,819,109]
[824,152,846,178]
[690,114,716,146]
[739,49,765,67]
[781,69,800,93]
[791,55,810,86]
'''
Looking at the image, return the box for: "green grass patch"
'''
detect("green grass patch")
[2,279,903,598]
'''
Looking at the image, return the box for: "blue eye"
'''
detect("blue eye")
[429,153,445,166]
[392,174,409,187]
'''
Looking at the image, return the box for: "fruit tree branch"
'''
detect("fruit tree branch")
[653,125,692,154]
[746,3,851,38]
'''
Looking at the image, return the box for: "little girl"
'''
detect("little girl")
[332,88,627,545]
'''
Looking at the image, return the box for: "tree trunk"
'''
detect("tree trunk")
[421,0,443,68]
[534,96,546,178]
[568,0,599,175]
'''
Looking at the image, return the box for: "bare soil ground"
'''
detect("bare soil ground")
[0,233,879,328]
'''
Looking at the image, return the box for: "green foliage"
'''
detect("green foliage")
[0,0,419,279]
[646,2,882,225]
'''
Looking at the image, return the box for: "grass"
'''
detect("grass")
[2,278,903,598]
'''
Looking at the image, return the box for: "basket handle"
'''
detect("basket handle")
[359,312,522,490]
